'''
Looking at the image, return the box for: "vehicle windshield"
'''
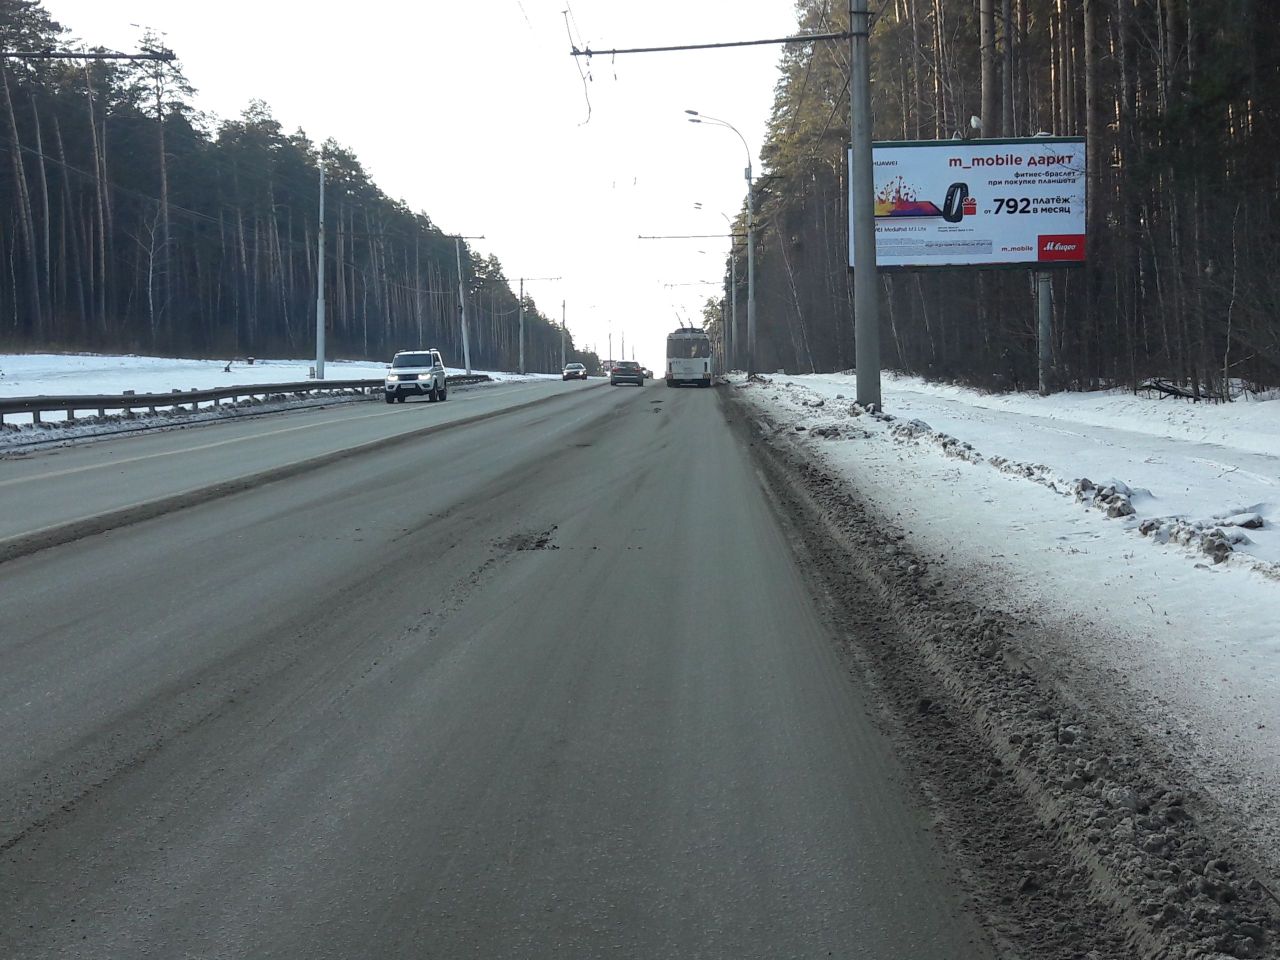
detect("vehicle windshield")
[565,363,584,370]
[667,337,711,359]
[392,353,435,368]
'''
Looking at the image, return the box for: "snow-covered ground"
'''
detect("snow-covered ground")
[0,353,556,436]
[0,353,552,400]
[734,371,1280,867]
[0,354,386,400]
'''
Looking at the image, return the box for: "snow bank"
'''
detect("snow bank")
[734,371,1280,872]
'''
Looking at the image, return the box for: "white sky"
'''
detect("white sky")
[40,0,803,368]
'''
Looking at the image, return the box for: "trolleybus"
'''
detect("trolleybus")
[665,327,714,388]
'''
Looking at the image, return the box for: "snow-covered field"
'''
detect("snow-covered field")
[0,353,556,439]
[0,353,551,400]
[734,371,1280,867]
[0,353,383,398]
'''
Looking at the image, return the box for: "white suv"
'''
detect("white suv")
[384,349,448,404]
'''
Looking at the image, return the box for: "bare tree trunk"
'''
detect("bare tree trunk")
[83,63,108,335]
[414,235,424,344]
[1001,0,1015,135]
[1,65,43,339]
[154,71,170,346]
[932,0,947,137]
[980,0,998,134]
[1018,0,1034,133]
[52,115,89,336]
[1050,4,1062,133]
[1060,0,1077,134]
[776,232,816,373]
[28,93,51,328]
[910,0,923,138]
[1084,0,1104,224]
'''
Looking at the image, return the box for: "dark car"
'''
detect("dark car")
[562,362,588,381]
[610,361,645,387]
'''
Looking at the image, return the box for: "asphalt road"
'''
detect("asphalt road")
[0,378,582,546]
[0,380,991,958]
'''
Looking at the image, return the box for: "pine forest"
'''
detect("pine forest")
[0,1,589,372]
[717,0,1278,395]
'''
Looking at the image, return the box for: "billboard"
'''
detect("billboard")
[849,137,1086,269]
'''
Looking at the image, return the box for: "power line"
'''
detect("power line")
[562,6,592,124]
[0,50,174,61]
[570,32,850,57]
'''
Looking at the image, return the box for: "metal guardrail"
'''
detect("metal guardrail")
[0,374,494,424]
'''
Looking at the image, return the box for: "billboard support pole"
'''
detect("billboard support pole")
[850,0,881,410]
[1037,272,1052,395]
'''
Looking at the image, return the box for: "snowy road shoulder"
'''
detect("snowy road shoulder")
[733,372,1280,876]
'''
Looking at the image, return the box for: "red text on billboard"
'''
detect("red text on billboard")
[1037,234,1086,262]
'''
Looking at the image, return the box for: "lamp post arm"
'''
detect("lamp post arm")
[687,109,757,374]
[691,113,752,181]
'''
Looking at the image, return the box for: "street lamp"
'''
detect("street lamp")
[315,155,326,379]
[687,109,756,375]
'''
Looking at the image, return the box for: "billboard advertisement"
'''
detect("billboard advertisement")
[849,137,1086,269]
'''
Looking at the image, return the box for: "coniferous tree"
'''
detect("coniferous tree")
[722,0,1279,393]
[0,0,576,371]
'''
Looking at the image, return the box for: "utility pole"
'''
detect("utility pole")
[515,275,560,374]
[560,301,567,369]
[745,167,756,376]
[315,160,326,379]
[720,294,728,373]
[850,0,881,408]
[451,236,483,375]
[728,246,738,371]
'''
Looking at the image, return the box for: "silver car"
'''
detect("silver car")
[384,350,448,403]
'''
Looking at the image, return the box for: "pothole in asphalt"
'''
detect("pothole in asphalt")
[498,526,560,551]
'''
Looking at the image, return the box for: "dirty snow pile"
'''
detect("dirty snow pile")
[734,370,1280,869]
